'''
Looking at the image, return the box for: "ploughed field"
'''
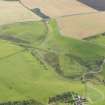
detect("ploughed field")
[0,19,105,105]
[0,0,40,25]
[20,0,97,17]
[57,12,105,39]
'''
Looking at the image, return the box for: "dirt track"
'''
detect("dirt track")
[20,0,97,17]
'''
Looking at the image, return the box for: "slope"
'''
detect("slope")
[0,19,105,105]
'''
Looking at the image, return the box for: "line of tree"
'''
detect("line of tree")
[48,92,79,105]
[0,99,43,105]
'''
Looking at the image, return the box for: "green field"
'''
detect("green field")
[0,19,105,105]
[85,34,105,80]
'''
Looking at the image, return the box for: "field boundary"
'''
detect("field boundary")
[57,11,99,19]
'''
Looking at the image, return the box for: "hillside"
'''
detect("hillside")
[0,19,105,105]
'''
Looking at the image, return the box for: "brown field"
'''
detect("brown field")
[0,1,40,25]
[20,0,97,17]
[57,12,105,39]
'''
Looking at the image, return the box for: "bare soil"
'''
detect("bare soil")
[57,12,105,39]
[20,0,97,17]
[0,1,40,25]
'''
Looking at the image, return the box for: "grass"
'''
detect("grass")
[0,19,105,105]
[85,34,105,76]
[43,20,105,58]
[86,34,105,46]
[0,40,23,58]
[0,40,84,103]
[88,83,105,105]
[83,34,105,105]
[0,21,47,44]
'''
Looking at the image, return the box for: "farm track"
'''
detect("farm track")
[57,11,100,18]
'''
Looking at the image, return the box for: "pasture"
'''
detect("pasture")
[0,19,105,105]
[0,20,85,104]
[57,12,105,39]
[0,0,40,25]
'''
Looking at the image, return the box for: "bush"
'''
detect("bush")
[0,99,43,105]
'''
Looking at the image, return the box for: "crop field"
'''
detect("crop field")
[79,0,105,11]
[57,12,105,39]
[0,19,105,105]
[20,0,97,17]
[0,0,40,25]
